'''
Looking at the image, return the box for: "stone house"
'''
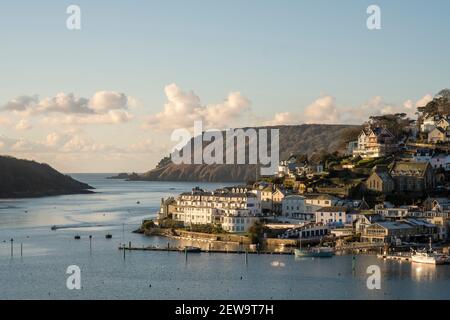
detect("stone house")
[390,161,435,193]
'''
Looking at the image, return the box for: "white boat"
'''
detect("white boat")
[411,250,446,265]
[411,238,446,265]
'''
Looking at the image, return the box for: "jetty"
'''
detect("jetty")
[377,252,412,262]
[118,245,294,255]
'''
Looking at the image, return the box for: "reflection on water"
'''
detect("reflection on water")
[270,261,286,268]
[411,263,437,282]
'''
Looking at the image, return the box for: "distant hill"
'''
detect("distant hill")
[119,124,360,182]
[0,156,94,198]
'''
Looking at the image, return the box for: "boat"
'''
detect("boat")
[411,238,446,265]
[295,235,334,258]
[294,247,334,258]
[411,250,446,265]
[105,233,112,239]
[180,246,201,253]
[74,235,81,240]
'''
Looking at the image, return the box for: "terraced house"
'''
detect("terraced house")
[171,186,261,232]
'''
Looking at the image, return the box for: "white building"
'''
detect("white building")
[281,195,312,221]
[221,215,260,233]
[171,187,261,232]
[304,194,338,213]
[421,115,438,133]
[352,127,397,158]
[374,204,409,220]
[315,206,351,226]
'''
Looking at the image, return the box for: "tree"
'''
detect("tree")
[436,89,450,100]
[248,221,265,244]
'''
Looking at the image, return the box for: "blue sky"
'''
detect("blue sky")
[0,0,449,172]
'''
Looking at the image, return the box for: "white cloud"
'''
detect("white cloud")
[89,91,129,113]
[144,84,251,130]
[41,110,133,125]
[263,95,338,126]
[15,119,32,131]
[415,94,433,108]
[0,115,11,126]
[264,93,430,126]
[303,95,338,124]
[264,112,301,126]
[1,91,137,125]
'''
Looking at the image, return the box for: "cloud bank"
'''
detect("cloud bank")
[144,84,251,130]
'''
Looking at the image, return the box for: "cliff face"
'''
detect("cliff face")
[0,156,94,198]
[135,124,360,182]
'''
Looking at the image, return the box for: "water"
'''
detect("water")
[0,174,449,299]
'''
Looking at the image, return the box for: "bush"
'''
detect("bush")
[142,220,156,229]
[186,224,227,234]
[158,218,185,229]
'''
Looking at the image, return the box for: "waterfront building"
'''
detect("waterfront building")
[281,195,312,221]
[361,219,438,244]
[314,206,351,226]
[361,221,416,244]
[353,211,383,235]
[220,215,260,233]
[158,197,176,219]
[171,187,262,232]
[279,222,330,239]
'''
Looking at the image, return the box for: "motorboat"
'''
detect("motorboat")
[411,238,446,265]
[411,249,446,265]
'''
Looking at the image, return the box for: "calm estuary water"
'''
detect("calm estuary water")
[1,174,450,300]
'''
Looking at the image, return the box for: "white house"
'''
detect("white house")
[421,115,439,133]
[172,187,262,232]
[315,206,351,226]
[281,195,312,221]
[304,194,338,213]
[221,215,260,233]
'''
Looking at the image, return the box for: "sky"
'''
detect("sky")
[0,0,450,173]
